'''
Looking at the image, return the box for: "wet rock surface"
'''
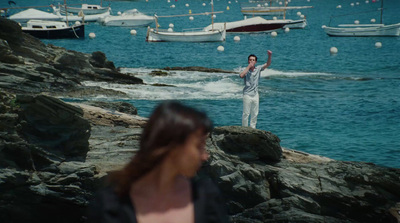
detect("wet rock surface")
[0,18,143,95]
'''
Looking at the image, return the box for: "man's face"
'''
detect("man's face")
[248,56,257,66]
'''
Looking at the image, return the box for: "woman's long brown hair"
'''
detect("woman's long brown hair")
[107,101,213,197]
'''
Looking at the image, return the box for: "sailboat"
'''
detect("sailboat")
[322,1,400,37]
[146,0,226,42]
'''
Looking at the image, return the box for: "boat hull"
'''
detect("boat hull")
[323,23,400,37]
[227,23,284,33]
[101,16,154,27]
[146,29,226,42]
[58,10,110,22]
[22,24,85,39]
[203,17,306,33]
[241,10,284,16]
[241,6,313,16]
[60,6,109,15]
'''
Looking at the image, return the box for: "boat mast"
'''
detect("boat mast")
[64,0,69,26]
[211,0,214,31]
[283,0,287,20]
[155,15,158,32]
[380,0,383,24]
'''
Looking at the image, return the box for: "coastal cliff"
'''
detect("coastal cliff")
[0,18,399,223]
[0,18,143,96]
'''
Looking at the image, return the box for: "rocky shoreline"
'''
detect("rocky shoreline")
[1,18,400,223]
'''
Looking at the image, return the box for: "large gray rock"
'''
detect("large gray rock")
[0,92,98,223]
[0,18,143,95]
[16,94,91,161]
[212,126,282,162]
[201,128,400,223]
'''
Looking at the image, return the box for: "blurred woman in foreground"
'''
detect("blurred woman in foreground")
[87,101,229,223]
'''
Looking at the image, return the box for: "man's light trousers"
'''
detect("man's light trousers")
[242,92,259,129]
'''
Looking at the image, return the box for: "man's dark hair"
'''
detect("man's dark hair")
[248,54,257,61]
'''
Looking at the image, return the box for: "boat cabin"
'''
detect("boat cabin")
[25,20,67,30]
[82,4,101,10]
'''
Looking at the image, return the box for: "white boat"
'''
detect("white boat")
[322,0,400,37]
[9,8,61,23]
[52,5,110,22]
[60,3,110,15]
[21,20,84,39]
[8,6,110,24]
[203,17,306,33]
[146,0,225,42]
[322,23,400,37]
[99,9,154,27]
[146,27,226,42]
[241,6,313,16]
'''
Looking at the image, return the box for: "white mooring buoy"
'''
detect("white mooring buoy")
[89,32,96,39]
[217,46,224,51]
[330,47,338,54]
[234,36,240,42]
[375,42,382,48]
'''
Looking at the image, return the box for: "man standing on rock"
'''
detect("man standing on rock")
[240,50,272,129]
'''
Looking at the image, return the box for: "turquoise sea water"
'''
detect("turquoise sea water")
[3,0,400,168]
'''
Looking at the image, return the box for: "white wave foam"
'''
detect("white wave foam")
[233,67,333,78]
[85,67,332,100]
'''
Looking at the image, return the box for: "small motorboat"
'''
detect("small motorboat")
[203,17,307,33]
[203,17,285,33]
[322,0,400,37]
[146,27,226,42]
[21,20,84,39]
[322,23,400,37]
[52,5,110,22]
[60,3,110,15]
[241,6,313,16]
[146,0,225,42]
[99,9,154,27]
